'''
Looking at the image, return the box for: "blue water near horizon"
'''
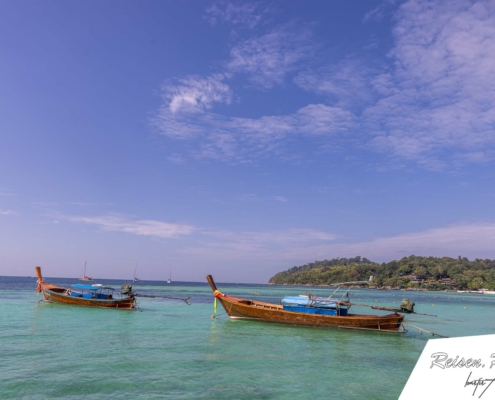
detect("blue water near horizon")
[2,276,495,399]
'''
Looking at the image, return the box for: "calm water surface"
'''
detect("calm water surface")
[1,276,495,399]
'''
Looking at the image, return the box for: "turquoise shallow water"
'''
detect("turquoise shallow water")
[2,277,495,399]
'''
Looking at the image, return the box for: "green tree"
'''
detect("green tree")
[468,278,484,290]
[413,266,428,279]
[397,265,412,275]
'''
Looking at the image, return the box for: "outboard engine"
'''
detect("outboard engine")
[121,283,134,297]
[400,298,415,313]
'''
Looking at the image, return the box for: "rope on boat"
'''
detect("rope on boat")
[405,322,449,338]
[134,293,191,305]
[211,311,227,318]
[212,297,234,318]
[339,301,437,317]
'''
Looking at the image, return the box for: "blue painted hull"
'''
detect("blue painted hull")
[282,305,348,316]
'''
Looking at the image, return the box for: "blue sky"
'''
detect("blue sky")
[1,0,495,282]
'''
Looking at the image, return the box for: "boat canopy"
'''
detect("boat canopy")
[281,296,338,308]
[71,284,100,290]
[71,284,114,291]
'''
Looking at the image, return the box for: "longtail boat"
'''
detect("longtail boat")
[206,275,407,333]
[35,266,136,309]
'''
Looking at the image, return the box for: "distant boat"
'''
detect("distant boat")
[133,264,139,282]
[79,261,93,281]
[206,275,406,333]
[167,270,171,284]
[36,266,136,309]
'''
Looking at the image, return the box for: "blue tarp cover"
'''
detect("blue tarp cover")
[281,296,310,306]
[71,284,101,290]
[281,296,338,308]
[282,305,347,316]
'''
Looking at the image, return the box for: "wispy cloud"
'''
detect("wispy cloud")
[362,0,396,23]
[364,0,495,167]
[363,6,385,23]
[0,209,18,216]
[320,222,495,261]
[162,74,232,115]
[187,228,338,258]
[151,17,351,161]
[64,214,196,239]
[57,210,495,264]
[62,211,337,256]
[192,222,495,262]
[204,228,337,243]
[294,59,376,108]
[153,0,495,169]
[152,103,356,161]
[228,24,317,88]
[0,192,16,196]
[205,1,272,29]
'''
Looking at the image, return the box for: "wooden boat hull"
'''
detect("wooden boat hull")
[217,296,403,331]
[35,266,136,310]
[41,286,136,309]
[207,275,404,333]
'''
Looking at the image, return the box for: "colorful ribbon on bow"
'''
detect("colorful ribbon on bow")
[213,290,224,313]
[36,279,43,293]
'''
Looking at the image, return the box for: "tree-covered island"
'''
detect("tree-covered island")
[268,256,495,291]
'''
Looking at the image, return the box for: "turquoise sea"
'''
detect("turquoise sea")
[2,276,495,399]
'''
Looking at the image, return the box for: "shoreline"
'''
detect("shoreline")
[268,283,495,294]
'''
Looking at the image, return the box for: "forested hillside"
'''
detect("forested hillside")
[268,256,495,290]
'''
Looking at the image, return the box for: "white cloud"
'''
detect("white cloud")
[319,222,495,261]
[62,211,338,259]
[205,1,271,29]
[153,0,495,169]
[152,103,355,161]
[150,19,356,162]
[228,24,316,88]
[0,209,17,216]
[187,228,338,258]
[59,210,495,266]
[364,0,495,166]
[363,0,396,23]
[363,6,386,22]
[192,222,495,263]
[295,60,376,108]
[162,74,232,114]
[64,214,196,239]
[204,228,337,243]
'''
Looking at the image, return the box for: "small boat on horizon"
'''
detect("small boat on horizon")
[79,261,93,281]
[206,275,407,333]
[167,269,171,284]
[133,264,139,282]
[36,267,136,309]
